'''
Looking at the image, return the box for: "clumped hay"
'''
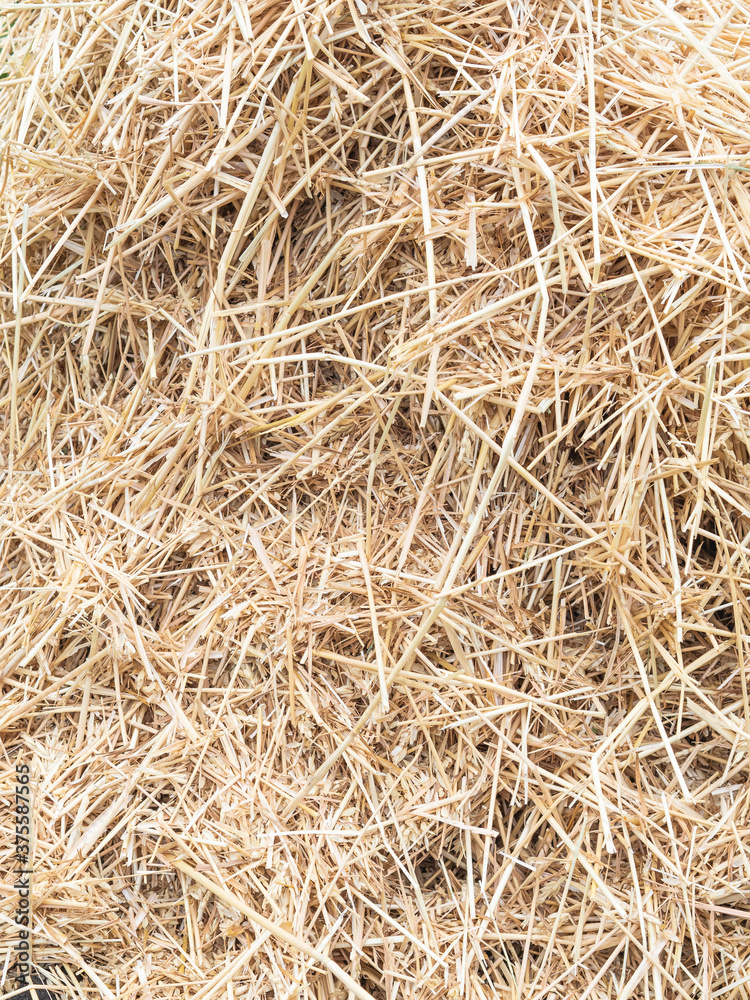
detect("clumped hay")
[2,0,750,997]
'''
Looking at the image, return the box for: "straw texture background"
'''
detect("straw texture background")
[2,0,750,998]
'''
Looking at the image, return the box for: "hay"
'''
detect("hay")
[2,0,750,997]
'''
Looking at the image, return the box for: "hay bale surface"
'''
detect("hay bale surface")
[2,0,750,997]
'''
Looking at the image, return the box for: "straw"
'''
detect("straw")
[2,0,750,997]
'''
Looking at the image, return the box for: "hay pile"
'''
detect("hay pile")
[2,0,750,996]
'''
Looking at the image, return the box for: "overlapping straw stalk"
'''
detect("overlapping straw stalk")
[2,0,750,997]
